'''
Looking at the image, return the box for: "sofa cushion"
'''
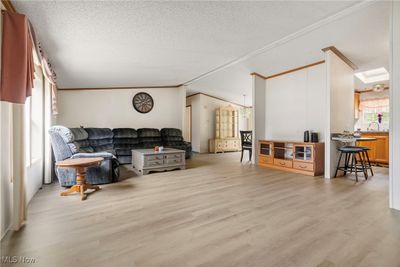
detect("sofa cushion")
[115,148,134,156]
[140,142,161,149]
[162,136,184,142]
[85,128,114,140]
[89,138,114,146]
[68,140,94,154]
[140,137,162,143]
[69,128,89,141]
[161,128,182,137]
[138,128,161,138]
[112,128,138,138]
[113,138,140,145]
[114,143,142,149]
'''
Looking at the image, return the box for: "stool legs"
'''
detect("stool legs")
[363,151,374,176]
[334,151,344,178]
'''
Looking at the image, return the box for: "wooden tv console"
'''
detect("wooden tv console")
[258,140,325,176]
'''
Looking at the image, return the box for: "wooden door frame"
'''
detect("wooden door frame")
[186,105,192,143]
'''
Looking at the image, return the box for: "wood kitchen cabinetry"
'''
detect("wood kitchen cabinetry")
[357,132,389,165]
[258,140,324,176]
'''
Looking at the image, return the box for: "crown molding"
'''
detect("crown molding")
[251,60,325,80]
[186,92,252,108]
[322,46,358,70]
[58,85,183,91]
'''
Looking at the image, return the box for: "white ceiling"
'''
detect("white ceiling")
[187,1,390,104]
[14,1,389,105]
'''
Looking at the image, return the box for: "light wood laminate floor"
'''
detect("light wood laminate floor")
[1,152,400,267]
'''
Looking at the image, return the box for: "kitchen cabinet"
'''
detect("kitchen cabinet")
[358,132,389,165]
[354,92,360,119]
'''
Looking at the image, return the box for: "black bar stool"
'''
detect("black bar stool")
[334,146,368,182]
[346,146,374,177]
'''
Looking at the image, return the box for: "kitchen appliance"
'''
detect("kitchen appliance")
[303,131,310,142]
[311,132,319,143]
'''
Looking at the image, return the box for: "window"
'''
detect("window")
[356,97,389,131]
[25,71,44,166]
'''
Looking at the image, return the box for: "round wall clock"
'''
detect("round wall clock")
[132,92,154,113]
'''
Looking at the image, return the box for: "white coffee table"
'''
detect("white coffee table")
[131,148,186,175]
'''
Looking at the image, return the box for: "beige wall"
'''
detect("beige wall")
[325,50,355,178]
[57,87,185,129]
[265,63,326,141]
[187,94,252,153]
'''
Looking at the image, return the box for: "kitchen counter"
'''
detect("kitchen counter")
[359,131,389,134]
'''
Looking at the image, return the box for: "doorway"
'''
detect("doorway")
[184,105,192,142]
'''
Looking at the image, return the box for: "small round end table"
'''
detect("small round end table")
[56,157,104,200]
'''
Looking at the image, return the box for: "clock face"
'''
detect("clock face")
[132,92,154,113]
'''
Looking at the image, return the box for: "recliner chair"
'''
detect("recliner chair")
[49,126,119,187]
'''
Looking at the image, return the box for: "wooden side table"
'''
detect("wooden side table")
[56,157,104,200]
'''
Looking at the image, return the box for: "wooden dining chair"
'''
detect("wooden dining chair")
[240,131,252,162]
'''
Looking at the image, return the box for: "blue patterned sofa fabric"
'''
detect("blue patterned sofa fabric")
[48,126,74,161]
[48,126,119,187]
[85,128,114,153]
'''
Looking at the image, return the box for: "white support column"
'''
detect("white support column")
[389,0,400,210]
[251,74,266,164]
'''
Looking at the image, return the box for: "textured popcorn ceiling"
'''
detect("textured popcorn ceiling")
[13,1,388,104]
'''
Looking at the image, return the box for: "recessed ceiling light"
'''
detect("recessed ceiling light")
[355,67,389,84]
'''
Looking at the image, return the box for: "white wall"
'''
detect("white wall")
[325,50,354,178]
[265,63,326,141]
[390,0,400,210]
[57,87,185,129]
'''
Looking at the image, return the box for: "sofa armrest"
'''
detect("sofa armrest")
[71,152,114,160]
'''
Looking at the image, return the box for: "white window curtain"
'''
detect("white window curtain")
[356,90,390,131]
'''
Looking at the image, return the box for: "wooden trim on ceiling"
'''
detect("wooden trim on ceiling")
[250,72,267,80]
[250,60,325,81]
[1,0,16,12]
[322,46,358,70]
[355,86,389,93]
[58,85,183,91]
[186,92,252,108]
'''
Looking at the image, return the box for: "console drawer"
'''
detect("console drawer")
[293,162,314,172]
[144,159,164,167]
[145,154,164,161]
[165,158,183,165]
[273,159,293,168]
[259,155,273,165]
[165,153,183,160]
